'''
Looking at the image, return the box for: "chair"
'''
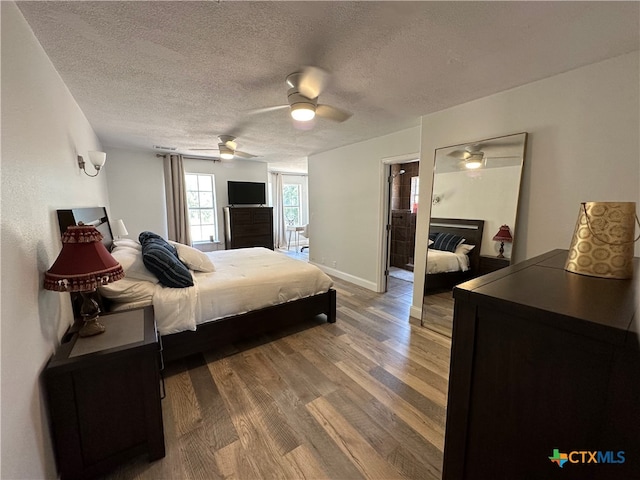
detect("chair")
[300,224,309,252]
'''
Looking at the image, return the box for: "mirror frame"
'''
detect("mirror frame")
[421,132,528,336]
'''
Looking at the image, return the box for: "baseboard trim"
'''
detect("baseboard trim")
[409,305,422,321]
[311,263,378,292]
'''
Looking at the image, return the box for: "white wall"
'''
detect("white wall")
[431,165,523,258]
[1,3,110,478]
[413,52,640,318]
[105,148,268,243]
[105,148,168,238]
[308,126,421,290]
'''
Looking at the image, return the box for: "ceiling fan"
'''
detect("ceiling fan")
[447,143,519,170]
[250,66,352,125]
[189,135,257,160]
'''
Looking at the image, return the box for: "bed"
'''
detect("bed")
[57,207,336,362]
[424,217,484,293]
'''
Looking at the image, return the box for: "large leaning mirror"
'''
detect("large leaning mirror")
[421,132,527,337]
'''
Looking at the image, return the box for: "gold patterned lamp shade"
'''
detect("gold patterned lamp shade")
[44,224,124,336]
[565,202,639,279]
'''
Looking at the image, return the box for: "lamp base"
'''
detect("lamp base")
[79,317,106,337]
[79,291,105,337]
[497,241,505,258]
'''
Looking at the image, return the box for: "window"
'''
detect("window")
[410,176,420,213]
[185,173,218,242]
[283,184,301,226]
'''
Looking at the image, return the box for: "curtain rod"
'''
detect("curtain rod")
[156,154,220,162]
[269,171,308,177]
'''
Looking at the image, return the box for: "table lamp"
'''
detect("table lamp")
[493,225,513,259]
[111,219,128,239]
[44,224,124,337]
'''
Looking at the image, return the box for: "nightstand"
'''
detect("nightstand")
[478,255,510,276]
[44,306,165,480]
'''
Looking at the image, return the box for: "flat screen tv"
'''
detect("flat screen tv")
[227,181,266,206]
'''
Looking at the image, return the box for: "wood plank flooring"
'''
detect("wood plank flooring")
[104,276,452,480]
[421,290,455,338]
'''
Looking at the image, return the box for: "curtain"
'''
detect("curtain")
[271,172,287,248]
[163,154,192,245]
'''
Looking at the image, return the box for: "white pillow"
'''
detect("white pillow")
[98,278,156,302]
[455,243,475,255]
[110,247,159,283]
[112,238,142,250]
[169,241,215,273]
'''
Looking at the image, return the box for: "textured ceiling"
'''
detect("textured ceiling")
[17,1,640,172]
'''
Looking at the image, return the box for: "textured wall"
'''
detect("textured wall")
[1,3,109,478]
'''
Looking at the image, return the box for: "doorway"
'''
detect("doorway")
[383,159,420,292]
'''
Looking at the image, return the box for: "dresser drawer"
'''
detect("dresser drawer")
[232,223,271,237]
[252,209,272,224]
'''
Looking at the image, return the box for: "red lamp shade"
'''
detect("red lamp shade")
[44,225,124,292]
[492,225,513,243]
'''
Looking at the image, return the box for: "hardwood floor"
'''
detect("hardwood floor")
[104,276,452,480]
[421,290,455,338]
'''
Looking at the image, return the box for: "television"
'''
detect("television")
[227,181,266,206]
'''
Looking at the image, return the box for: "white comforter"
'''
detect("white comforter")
[426,249,471,274]
[152,247,333,335]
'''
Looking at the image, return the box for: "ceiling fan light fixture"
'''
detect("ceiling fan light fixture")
[465,159,483,169]
[290,103,316,122]
[464,153,484,169]
[219,145,235,160]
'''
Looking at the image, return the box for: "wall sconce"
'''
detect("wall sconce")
[78,151,106,177]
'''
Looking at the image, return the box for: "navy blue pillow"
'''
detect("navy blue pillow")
[432,232,466,253]
[139,231,176,252]
[139,232,193,288]
[429,232,438,242]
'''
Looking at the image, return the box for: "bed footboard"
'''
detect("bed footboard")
[161,288,337,362]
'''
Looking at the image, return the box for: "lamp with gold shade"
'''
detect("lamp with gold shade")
[44,224,124,337]
[493,225,513,259]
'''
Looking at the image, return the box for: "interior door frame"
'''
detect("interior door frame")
[378,152,420,293]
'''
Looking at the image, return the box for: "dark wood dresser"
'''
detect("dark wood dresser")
[223,206,274,250]
[444,249,639,480]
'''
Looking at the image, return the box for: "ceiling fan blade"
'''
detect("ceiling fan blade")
[298,66,330,99]
[316,104,352,122]
[189,148,219,151]
[224,140,238,151]
[447,149,467,159]
[234,150,258,159]
[247,104,289,115]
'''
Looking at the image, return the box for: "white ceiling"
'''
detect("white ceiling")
[17,1,640,172]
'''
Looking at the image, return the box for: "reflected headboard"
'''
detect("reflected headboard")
[429,218,485,273]
[57,207,113,250]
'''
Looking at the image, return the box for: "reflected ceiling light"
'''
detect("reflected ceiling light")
[78,151,106,177]
[290,102,316,121]
[464,153,484,170]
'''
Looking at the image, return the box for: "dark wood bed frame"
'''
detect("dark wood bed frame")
[57,207,337,363]
[424,217,484,293]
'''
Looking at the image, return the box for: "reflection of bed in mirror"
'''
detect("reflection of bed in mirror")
[424,218,484,292]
